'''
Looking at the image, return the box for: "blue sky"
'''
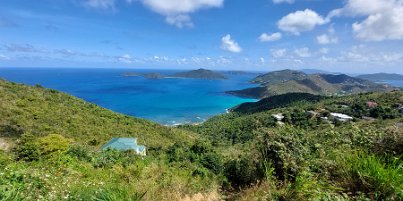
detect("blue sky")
[0,0,403,73]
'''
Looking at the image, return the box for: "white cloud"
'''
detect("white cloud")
[0,54,10,60]
[317,34,338,45]
[330,0,403,41]
[221,34,242,53]
[278,9,327,35]
[117,54,133,63]
[273,0,294,4]
[165,14,193,28]
[4,43,48,53]
[270,48,287,58]
[258,32,282,42]
[84,0,116,10]
[140,0,224,28]
[319,48,329,54]
[260,57,265,63]
[295,47,311,57]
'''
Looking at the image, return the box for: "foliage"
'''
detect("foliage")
[36,134,72,157]
[224,156,265,188]
[233,93,323,114]
[0,79,196,149]
[14,133,40,161]
[336,151,403,200]
[166,141,223,174]
[1,79,402,200]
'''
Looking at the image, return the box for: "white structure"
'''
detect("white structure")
[330,113,353,122]
[272,113,284,121]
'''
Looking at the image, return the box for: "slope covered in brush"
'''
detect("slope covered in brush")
[0,79,196,148]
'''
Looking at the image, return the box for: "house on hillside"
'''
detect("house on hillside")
[330,113,353,122]
[101,138,146,156]
[367,101,378,108]
[272,113,284,121]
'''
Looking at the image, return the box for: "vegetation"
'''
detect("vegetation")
[1,79,402,200]
[172,68,228,80]
[228,69,399,99]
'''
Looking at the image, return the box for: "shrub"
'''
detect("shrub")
[373,128,403,156]
[259,127,310,181]
[67,145,93,162]
[336,151,403,200]
[15,133,40,161]
[166,143,192,162]
[224,156,265,187]
[200,152,223,174]
[36,134,72,157]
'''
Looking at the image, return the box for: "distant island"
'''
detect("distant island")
[121,68,228,80]
[222,70,261,75]
[357,73,403,81]
[227,69,399,99]
[142,73,165,79]
[173,68,228,80]
[122,72,140,77]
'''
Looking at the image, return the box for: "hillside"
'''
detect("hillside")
[173,68,228,80]
[357,73,403,81]
[1,79,402,201]
[0,79,226,201]
[228,70,399,99]
[250,69,308,85]
[180,91,403,200]
[0,79,195,148]
[231,93,324,113]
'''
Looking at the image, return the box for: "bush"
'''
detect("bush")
[224,156,265,187]
[336,151,403,200]
[15,133,40,161]
[67,145,93,162]
[200,152,223,174]
[259,127,310,181]
[166,143,193,162]
[373,128,403,156]
[36,134,72,157]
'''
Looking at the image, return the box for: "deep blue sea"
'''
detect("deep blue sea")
[0,68,258,125]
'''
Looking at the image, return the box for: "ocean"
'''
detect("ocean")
[378,80,403,88]
[0,68,258,125]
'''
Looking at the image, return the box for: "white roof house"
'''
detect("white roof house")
[272,113,285,121]
[330,113,353,122]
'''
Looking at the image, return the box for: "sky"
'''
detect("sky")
[0,0,403,73]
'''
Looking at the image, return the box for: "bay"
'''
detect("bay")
[0,68,258,125]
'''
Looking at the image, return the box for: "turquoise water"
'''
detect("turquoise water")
[0,68,257,125]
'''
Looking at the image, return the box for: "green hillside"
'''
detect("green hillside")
[1,79,402,201]
[173,68,228,80]
[180,91,403,200]
[0,79,223,201]
[228,70,399,99]
[0,79,195,148]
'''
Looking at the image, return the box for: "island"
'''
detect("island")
[142,73,165,79]
[172,68,228,80]
[357,73,403,81]
[227,69,399,99]
[122,72,140,77]
[121,69,227,80]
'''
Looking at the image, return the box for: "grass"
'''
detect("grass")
[337,151,403,200]
[1,79,402,200]
[0,79,197,149]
